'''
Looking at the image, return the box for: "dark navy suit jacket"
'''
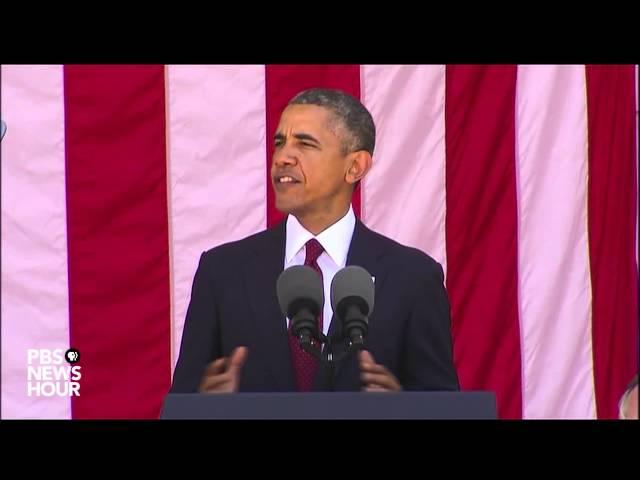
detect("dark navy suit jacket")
[170,219,459,393]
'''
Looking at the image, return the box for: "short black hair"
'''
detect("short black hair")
[288,88,376,156]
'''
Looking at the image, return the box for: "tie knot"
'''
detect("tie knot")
[304,239,324,265]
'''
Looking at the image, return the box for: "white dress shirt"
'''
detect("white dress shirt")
[284,205,356,335]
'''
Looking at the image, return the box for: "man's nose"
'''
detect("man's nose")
[273,147,297,167]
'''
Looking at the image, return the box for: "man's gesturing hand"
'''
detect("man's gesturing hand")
[359,350,402,392]
[198,346,248,393]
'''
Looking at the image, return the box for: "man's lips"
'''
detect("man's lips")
[273,174,301,184]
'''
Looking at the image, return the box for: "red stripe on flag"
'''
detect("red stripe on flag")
[445,65,523,419]
[64,66,171,419]
[264,65,361,228]
[585,65,639,419]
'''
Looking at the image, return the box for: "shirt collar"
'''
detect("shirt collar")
[285,205,356,267]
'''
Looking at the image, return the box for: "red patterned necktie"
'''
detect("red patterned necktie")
[288,238,324,391]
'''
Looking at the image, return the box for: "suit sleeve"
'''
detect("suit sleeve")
[169,252,221,393]
[401,261,460,391]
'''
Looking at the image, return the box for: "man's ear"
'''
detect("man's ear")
[345,151,372,186]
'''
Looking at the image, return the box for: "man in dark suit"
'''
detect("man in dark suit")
[170,88,459,394]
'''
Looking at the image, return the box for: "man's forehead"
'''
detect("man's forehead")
[277,104,333,132]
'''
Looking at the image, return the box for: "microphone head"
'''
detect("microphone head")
[330,265,375,318]
[276,265,324,318]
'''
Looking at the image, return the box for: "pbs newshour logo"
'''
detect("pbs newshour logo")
[65,349,80,363]
[27,348,82,397]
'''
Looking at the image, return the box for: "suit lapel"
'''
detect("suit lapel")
[242,222,295,390]
[345,219,389,298]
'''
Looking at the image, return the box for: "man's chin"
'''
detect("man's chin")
[274,199,299,216]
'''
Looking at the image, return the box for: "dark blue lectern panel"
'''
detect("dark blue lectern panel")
[161,392,497,419]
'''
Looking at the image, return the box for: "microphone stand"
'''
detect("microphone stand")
[297,328,366,392]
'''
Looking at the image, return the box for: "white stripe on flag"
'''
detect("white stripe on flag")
[166,65,267,370]
[515,65,596,419]
[360,65,447,274]
[1,65,72,419]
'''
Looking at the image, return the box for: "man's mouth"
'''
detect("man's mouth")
[274,175,301,184]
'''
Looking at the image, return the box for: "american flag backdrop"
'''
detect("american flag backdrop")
[1,64,638,420]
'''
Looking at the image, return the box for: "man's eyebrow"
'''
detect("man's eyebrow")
[293,133,321,145]
[273,132,321,145]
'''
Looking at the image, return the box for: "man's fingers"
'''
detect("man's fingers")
[364,385,387,392]
[359,350,387,374]
[359,350,375,365]
[358,352,402,391]
[198,348,249,394]
[225,347,248,392]
[359,362,388,374]
[361,372,397,389]
[204,357,227,376]
[199,372,232,392]
[206,347,248,375]
[228,346,248,370]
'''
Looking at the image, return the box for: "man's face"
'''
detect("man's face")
[271,104,352,218]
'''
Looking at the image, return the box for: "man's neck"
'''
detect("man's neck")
[294,205,351,236]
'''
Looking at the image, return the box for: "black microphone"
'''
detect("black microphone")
[276,265,324,348]
[330,266,374,347]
